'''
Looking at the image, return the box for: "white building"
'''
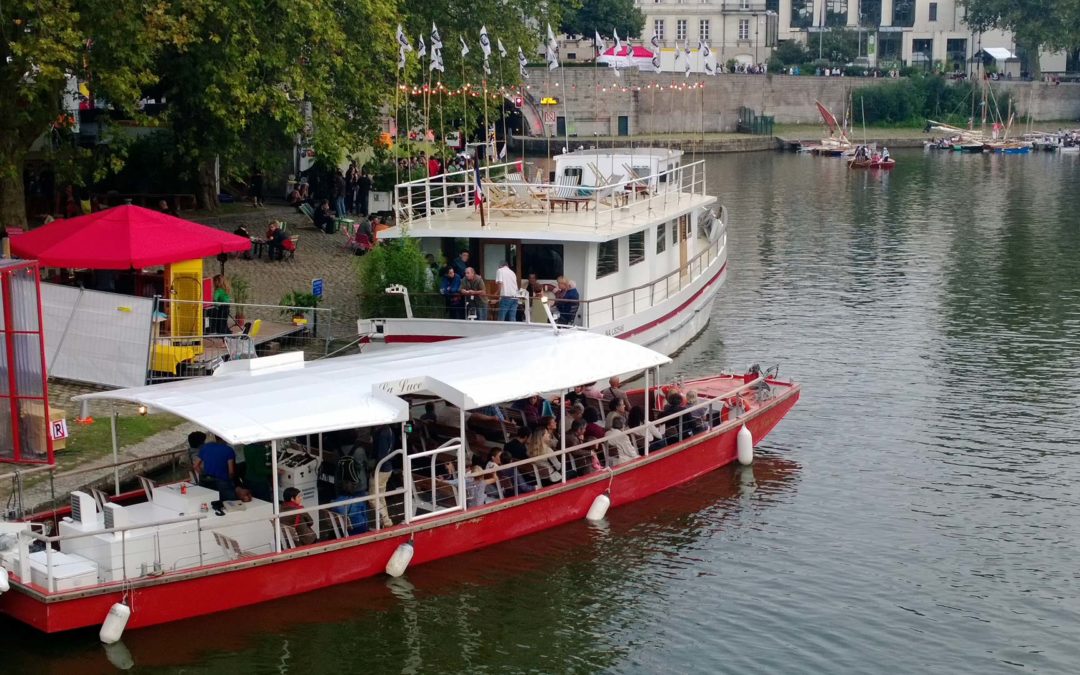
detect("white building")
[636,0,1066,72]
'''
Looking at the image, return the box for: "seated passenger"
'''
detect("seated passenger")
[282,487,317,545]
[602,376,631,410]
[684,390,707,434]
[605,398,629,430]
[628,405,666,453]
[583,407,606,442]
[606,416,638,467]
[661,391,689,443]
[487,448,533,497]
[465,458,494,507]
[513,394,544,427]
[565,384,588,409]
[526,427,562,486]
[565,419,599,476]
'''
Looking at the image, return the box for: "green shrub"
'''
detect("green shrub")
[356,236,432,318]
[852,74,1015,127]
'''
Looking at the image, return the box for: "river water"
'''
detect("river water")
[5,149,1080,673]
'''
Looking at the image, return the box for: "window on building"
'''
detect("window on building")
[738,19,750,41]
[629,231,646,265]
[826,0,847,28]
[892,0,915,27]
[655,19,665,41]
[739,0,750,9]
[522,244,564,281]
[765,0,779,12]
[656,224,667,253]
[878,32,902,63]
[676,19,687,42]
[791,0,814,30]
[911,38,933,69]
[597,240,619,279]
[946,38,967,72]
[928,2,938,21]
[699,19,710,42]
[860,0,881,26]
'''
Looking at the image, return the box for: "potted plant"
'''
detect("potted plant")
[280,290,321,326]
[229,274,251,327]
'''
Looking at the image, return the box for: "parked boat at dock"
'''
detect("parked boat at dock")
[358,147,726,357]
[0,331,799,634]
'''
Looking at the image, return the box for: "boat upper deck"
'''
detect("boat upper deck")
[384,158,715,243]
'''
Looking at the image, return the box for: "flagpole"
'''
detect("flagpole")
[461,55,468,161]
[483,75,490,168]
[497,48,507,168]
[394,67,400,188]
[545,66,551,162]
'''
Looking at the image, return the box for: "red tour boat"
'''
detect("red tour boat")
[0,330,799,636]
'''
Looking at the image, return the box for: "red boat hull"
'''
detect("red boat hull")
[1,384,798,633]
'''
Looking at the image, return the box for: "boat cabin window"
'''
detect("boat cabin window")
[562,166,583,181]
[671,219,678,245]
[596,239,619,279]
[482,242,518,279]
[656,224,667,253]
[522,244,564,280]
[630,165,650,185]
[629,231,645,266]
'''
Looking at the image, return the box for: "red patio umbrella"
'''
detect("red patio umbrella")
[11,205,252,269]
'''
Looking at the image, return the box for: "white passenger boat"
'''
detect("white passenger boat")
[357,148,727,356]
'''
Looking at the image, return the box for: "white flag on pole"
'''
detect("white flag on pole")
[594,30,604,58]
[480,26,492,58]
[418,35,426,58]
[430,47,445,72]
[396,25,412,52]
[459,35,470,58]
[398,47,407,71]
[518,46,529,79]
[431,23,442,50]
[497,37,507,59]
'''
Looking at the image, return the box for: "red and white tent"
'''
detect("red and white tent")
[596,45,654,69]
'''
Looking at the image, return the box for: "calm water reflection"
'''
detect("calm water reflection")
[5,150,1080,673]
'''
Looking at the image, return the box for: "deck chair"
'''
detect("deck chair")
[298,202,315,225]
[224,319,262,360]
[327,510,349,539]
[137,475,155,501]
[547,174,588,211]
[623,163,650,194]
[505,173,548,210]
[279,523,299,550]
[90,488,109,513]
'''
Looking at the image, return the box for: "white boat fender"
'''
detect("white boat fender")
[0,567,9,593]
[99,601,131,644]
[737,424,754,466]
[385,540,414,578]
[103,640,135,670]
[586,491,611,521]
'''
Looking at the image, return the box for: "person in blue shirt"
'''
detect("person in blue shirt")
[440,266,464,319]
[194,435,237,501]
[555,276,579,325]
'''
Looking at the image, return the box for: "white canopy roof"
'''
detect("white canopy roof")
[980,47,1017,61]
[76,330,671,445]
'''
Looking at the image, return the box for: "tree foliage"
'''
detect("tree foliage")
[558,0,645,40]
[356,236,431,318]
[773,40,810,66]
[962,0,1080,73]
[0,0,168,225]
[853,75,1015,126]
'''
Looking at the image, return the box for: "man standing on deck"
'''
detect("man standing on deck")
[461,267,488,320]
[496,260,519,321]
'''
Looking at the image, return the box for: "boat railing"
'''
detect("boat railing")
[365,225,725,329]
[465,374,780,499]
[394,159,709,232]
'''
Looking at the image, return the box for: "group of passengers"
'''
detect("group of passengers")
[437,249,580,325]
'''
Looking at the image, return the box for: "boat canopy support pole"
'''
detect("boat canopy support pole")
[559,387,566,482]
[458,408,466,510]
[271,438,281,553]
[644,368,651,456]
[111,409,120,496]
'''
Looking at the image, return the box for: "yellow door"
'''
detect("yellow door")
[678,214,689,279]
[166,259,204,342]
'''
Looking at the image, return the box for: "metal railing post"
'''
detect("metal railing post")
[197,518,204,566]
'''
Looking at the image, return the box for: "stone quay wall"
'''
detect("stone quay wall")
[525,67,1080,136]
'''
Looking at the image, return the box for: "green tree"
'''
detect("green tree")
[774,40,809,66]
[0,0,168,226]
[962,0,1080,75]
[559,0,645,40]
[156,0,400,209]
[357,236,431,318]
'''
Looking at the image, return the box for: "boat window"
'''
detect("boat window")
[522,244,564,280]
[671,219,678,245]
[656,224,667,253]
[596,239,619,279]
[629,231,645,266]
[562,166,583,181]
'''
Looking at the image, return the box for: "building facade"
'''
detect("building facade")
[636,0,1066,72]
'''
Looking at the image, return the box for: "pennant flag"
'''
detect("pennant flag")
[705,58,716,76]
[651,53,662,73]
[430,47,445,72]
[683,42,691,77]
[594,30,604,58]
[474,163,485,206]
[497,37,507,59]
[398,47,407,71]
[699,39,711,60]
[480,26,492,58]
[546,23,557,46]
[418,35,427,58]
[499,143,507,159]
[546,42,559,70]
[460,35,470,58]
[518,46,529,79]
[484,59,491,75]
[431,22,442,50]
[396,25,412,52]
[650,32,660,50]
[613,28,622,59]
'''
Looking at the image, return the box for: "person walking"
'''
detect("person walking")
[356,167,372,216]
[332,168,347,217]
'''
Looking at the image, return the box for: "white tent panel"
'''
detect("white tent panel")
[76,330,671,444]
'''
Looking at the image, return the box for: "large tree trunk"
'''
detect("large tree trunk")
[195,157,220,211]
[0,157,27,229]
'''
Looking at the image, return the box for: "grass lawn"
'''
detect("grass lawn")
[56,413,186,472]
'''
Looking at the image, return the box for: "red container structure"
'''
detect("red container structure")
[0,259,54,465]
